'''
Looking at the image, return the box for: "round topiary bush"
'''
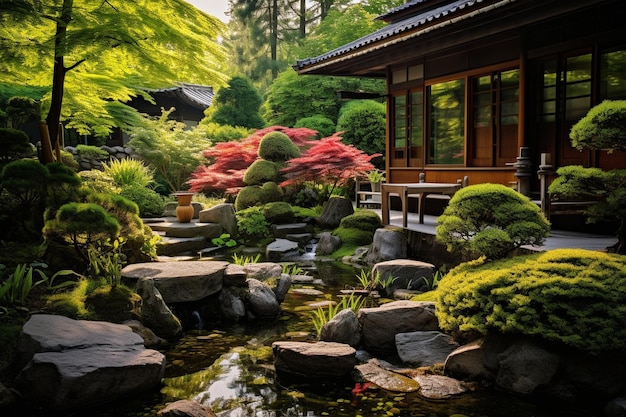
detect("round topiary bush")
[339,210,382,233]
[243,159,279,185]
[257,131,301,162]
[263,202,294,224]
[120,186,164,218]
[294,115,336,139]
[234,185,265,211]
[435,249,626,353]
[436,183,550,259]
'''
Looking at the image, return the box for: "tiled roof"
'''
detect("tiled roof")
[295,0,501,70]
[155,83,214,108]
[375,0,430,21]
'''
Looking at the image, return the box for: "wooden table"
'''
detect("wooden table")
[381,182,462,226]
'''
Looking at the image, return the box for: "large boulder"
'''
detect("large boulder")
[371,259,435,295]
[246,279,281,319]
[395,331,460,366]
[365,228,407,264]
[317,196,354,229]
[316,232,342,255]
[495,338,560,395]
[122,261,228,303]
[358,301,438,353]
[198,203,237,236]
[272,341,356,378]
[135,278,183,338]
[218,286,247,322]
[320,308,361,347]
[243,262,282,281]
[14,314,165,411]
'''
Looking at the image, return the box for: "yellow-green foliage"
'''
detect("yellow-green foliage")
[436,249,626,352]
[436,183,550,259]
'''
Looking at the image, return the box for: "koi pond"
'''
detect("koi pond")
[33,260,605,417]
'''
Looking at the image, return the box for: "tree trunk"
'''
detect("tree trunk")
[44,0,73,162]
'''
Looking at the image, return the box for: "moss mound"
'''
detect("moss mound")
[339,210,382,233]
[243,159,279,185]
[263,202,294,224]
[234,185,264,211]
[260,181,283,202]
[333,226,373,246]
[257,131,300,162]
[436,248,626,352]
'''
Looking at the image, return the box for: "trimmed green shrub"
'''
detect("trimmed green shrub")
[336,100,386,157]
[260,181,283,203]
[294,115,336,139]
[234,185,265,211]
[339,210,382,233]
[263,202,294,224]
[436,249,626,352]
[436,184,550,259]
[0,128,35,163]
[243,159,279,185]
[120,186,164,218]
[570,100,626,151]
[257,131,301,162]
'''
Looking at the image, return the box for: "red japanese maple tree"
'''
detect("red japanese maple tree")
[187,126,317,194]
[280,133,380,201]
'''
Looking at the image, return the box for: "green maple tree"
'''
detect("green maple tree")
[0,0,228,159]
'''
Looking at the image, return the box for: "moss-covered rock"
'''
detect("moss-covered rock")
[257,131,300,162]
[435,248,626,352]
[333,227,373,246]
[235,185,265,211]
[339,210,382,233]
[264,202,294,224]
[260,181,283,203]
[243,159,279,185]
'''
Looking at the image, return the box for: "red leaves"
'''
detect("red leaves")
[187,126,317,194]
[280,133,380,188]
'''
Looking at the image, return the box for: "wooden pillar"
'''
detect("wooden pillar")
[518,41,527,150]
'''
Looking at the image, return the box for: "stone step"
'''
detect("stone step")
[271,223,312,238]
[148,218,223,239]
[156,236,208,256]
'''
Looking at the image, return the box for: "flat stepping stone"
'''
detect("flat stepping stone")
[156,236,207,256]
[121,261,228,303]
[354,361,420,393]
[412,374,468,399]
[291,274,315,284]
[272,223,311,237]
[149,220,222,239]
[272,341,356,378]
[290,288,324,296]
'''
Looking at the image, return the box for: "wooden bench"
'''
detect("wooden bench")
[355,180,383,208]
[381,175,470,226]
[535,153,597,220]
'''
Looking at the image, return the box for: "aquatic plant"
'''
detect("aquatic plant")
[311,293,366,337]
[232,253,261,266]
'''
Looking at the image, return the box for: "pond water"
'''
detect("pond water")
[29,260,604,417]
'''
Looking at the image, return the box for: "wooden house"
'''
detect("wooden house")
[294,0,626,196]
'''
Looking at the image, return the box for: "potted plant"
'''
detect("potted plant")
[367,169,386,192]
